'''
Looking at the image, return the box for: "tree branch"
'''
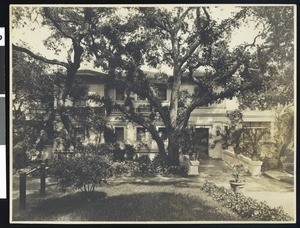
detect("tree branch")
[12,44,69,68]
[202,7,211,21]
[180,7,195,21]
[179,39,202,68]
[114,70,170,128]
[43,7,74,40]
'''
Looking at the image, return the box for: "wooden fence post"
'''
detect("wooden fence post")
[40,163,46,196]
[19,172,26,210]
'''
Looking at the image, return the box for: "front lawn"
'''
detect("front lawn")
[13,180,242,221]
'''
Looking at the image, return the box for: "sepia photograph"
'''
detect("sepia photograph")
[10,4,296,223]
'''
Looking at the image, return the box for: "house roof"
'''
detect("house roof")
[76,69,107,78]
[76,69,206,85]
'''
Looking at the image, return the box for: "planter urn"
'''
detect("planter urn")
[229,180,246,193]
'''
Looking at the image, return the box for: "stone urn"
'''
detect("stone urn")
[229,180,246,193]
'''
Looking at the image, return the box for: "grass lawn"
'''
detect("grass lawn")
[12,178,243,222]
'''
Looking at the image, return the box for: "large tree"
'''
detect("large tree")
[12,7,112,154]
[12,6,294,166]
[87,6,294,165]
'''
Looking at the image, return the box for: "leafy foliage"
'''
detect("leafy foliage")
[50,144,114,201]
[12,6,295,166]
[216,110,244,153]
[135,155,153,174]
[217,110,271,159]
[273,106,294,170]
[178,127,209,160]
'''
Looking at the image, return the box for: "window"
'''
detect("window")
[137,105,151,112]
[136,127,146,141]
[242,122,271,141]
[157,85,167,100]
[115,127,124,141]
[75,127,85,141]
[112,107,121,113]
[28,107,47,120]
[73,99,86,107]
[158,127,168,140]
[116,88,125,100]
[243,122,271,128]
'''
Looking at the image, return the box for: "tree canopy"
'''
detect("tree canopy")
[12,6,295,165]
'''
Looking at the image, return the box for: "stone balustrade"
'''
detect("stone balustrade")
[222,150,263,176]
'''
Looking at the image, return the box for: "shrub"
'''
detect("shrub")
[201,181,292,221]
[131,155,186,176]
[113,144,136,162]
[124,144,136,160]
[151,154,169,174]
[97,142,118,155]
[261,157,278,171]
[50,145,115,201]
[284,164,294,175]
[113,147,126,161]
[135,155,152,174]
[111,161,136,176]
[167,165,186,175]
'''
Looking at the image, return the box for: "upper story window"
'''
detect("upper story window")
[115,127,125,141]
[28,107,47,121]
[136,127,146,141]
[157,85,167,101]
[73,99,86,107]
[116,88,125,101]
[112,107,121,113]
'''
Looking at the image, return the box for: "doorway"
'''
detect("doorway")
[193,128,209,158]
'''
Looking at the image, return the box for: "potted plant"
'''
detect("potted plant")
[229,164,246,193]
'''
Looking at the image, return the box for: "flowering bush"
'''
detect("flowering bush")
[135,155,153,174]
[201,181,292,221]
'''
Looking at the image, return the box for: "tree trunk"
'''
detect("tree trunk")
[167,61,181,165]
[151,133,167,158]
[53,95,77,151]
[277,113,294,168]
[167,129,180,165]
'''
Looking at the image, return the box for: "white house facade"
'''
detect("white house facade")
[24,69,275,161]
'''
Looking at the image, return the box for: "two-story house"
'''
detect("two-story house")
[20,68,275,161]
[40,69,273,160]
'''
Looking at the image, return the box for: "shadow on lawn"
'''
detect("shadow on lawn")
[13,191,107,221]
[110,178,200,189]
[129,180,198,188]
[13,191,241,221]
